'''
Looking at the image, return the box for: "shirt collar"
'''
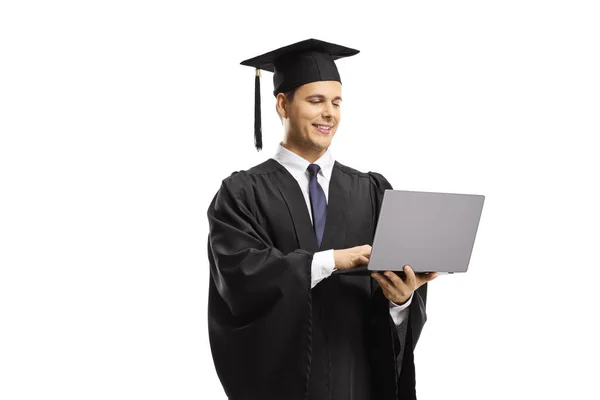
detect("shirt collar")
[272,142,335,180]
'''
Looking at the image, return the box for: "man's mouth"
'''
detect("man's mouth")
[312,124,333,134]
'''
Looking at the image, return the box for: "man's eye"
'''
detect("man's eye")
[309,100,340,107]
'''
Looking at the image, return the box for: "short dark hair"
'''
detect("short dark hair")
[283,88,297,102]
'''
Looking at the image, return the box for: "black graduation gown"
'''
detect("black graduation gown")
[207,158,428,400]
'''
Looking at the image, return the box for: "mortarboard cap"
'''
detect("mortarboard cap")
[240,38,360,151]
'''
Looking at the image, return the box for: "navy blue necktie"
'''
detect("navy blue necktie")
[307,164,327,248]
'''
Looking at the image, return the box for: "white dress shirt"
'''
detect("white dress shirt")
[272,143,412,326]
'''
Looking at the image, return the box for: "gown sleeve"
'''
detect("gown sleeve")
[368,171,429,400]
[207,172,314,399]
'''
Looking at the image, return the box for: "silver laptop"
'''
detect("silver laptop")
[333,189,485,277]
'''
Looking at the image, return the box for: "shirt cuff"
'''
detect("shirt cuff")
[310,249,336,289]
[389,292,413,326]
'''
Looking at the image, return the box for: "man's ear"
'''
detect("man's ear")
[275,93,288,119]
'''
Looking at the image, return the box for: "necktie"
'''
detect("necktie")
[307,164,327,248]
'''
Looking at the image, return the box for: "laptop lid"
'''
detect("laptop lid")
[333,189,485,276]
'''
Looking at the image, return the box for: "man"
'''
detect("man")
[207,38,438,400]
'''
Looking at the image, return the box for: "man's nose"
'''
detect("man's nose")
[322,104,334,118]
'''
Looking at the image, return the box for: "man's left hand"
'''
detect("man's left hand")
[371,265,439,305]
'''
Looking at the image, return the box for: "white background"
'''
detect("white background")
[1,1,599,399]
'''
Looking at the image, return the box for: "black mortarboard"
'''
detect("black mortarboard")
[240,38,360,151]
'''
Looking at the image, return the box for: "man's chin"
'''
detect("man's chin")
[310,140,331,152]
[313,134,333,145]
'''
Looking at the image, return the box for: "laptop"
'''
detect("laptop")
[332,189,485,277]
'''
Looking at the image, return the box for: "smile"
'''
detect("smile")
[312,124,332,134]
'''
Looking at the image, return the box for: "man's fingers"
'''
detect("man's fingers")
[417,272,439,284]
[383,271,412,298]
[374,266,439,293]
[375,272,407,298]
[370,272,384,284]
[383,270,404,288]
[403,265,417,288]
[361,245,372,257]
[371,272,391,291]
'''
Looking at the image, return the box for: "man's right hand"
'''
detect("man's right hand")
[333,245,372,270]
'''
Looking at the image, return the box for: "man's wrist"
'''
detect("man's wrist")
[390,293,412,307]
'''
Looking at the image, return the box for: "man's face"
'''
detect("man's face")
[280,80,342,154]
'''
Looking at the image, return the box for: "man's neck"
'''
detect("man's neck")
[280,141,326,164]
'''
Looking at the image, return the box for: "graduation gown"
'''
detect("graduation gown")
[207,158,429,400]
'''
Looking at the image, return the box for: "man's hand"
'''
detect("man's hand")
[333,245,372,270]
[371,266,438,305]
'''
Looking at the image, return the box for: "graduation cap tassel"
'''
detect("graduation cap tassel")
[254,68,262,151]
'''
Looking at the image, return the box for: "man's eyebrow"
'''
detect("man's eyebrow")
[306,94,343,102]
